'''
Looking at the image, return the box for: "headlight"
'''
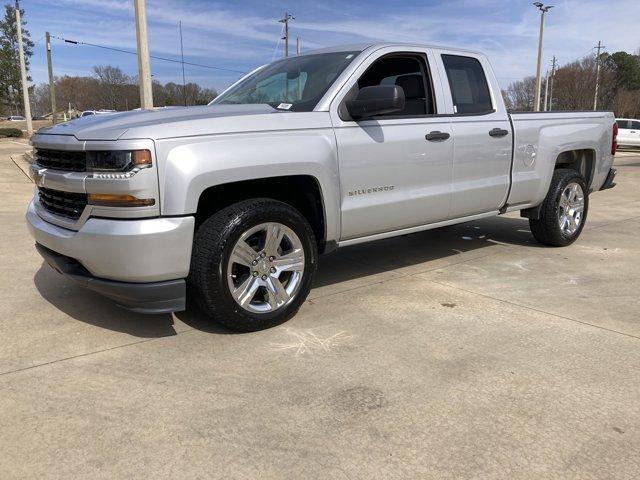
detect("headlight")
[86,149,152,172]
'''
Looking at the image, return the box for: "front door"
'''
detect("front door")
[330,49,454,241]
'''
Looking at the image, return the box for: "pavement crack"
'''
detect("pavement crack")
[0,330,195,377]
[427,278,640,341]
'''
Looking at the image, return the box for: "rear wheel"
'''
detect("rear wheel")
[189,199,318,332]
[529,168,589,246]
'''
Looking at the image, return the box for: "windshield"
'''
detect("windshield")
[212,51,360,112]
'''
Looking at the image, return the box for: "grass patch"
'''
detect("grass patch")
[0,128,23,138]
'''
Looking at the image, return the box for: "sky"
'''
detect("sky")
[17,0,640,94]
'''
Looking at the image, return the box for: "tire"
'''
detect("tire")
[529,168,589,247]
[188,198,318,332]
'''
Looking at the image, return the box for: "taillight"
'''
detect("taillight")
[611,122,618,155]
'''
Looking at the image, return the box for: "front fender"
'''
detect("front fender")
[155,129,341,244]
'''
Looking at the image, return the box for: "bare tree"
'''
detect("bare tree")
[93,65,130,110]
[30,64,219,115]
[504,76,536,111]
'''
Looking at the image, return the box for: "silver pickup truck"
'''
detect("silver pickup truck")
[27,42,618,331]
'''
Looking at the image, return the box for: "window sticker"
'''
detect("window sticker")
[277,103,293,110]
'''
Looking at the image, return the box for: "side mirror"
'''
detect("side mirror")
[346,85,405,120]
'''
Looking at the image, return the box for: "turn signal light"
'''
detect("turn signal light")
[133,149,152,167]
[88,194,155,207]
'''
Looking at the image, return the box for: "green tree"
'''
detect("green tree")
[604,51,640,91]
[0,3,34,115]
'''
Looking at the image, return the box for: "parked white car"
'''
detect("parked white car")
[7,115,26,121]
[616,118,640,148]
[80,110,117,118]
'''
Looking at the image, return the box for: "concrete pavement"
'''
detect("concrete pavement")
[1,139,639,479]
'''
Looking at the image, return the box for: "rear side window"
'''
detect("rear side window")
[442,54,492,114]
[617,120,630,129]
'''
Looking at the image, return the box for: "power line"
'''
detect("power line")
[51,35,245,74]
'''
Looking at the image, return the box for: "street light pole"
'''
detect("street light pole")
[15,1,32,136]
[533,2,553,112]
[134,0,153,109]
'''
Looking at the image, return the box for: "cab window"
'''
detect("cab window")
[441,54,493,114]
[356,55,435,117]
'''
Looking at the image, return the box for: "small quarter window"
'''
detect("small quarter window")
[442,54,492,114]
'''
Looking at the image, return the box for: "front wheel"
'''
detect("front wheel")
[529,168,589,247]
[189,199,318,332]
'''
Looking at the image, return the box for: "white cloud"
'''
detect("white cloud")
[27,0,640,90]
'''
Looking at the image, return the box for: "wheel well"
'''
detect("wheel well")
[195,175,327,252]
[554,149,595,190]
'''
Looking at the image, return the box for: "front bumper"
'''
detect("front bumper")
[27,200,195,282]
[27,200,195,313]
[36,244,186,314]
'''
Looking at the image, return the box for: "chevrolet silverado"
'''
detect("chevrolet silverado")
[27,43,618,331]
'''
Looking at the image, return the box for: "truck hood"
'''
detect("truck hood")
[34,104,291,141]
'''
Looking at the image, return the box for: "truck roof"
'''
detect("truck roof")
[301,42,484,57]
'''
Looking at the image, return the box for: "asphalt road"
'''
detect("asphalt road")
[1,139,639,479]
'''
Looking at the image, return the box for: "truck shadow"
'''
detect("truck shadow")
[34,215,538,337]
[312,215,538,289]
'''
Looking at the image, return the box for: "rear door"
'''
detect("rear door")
[432,50,513,217]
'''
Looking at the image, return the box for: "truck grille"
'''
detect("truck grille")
[38,187,88,220]
[35,149,86,172]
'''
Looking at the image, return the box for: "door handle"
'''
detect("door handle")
[489,128,509,137]
[425,131,450,141]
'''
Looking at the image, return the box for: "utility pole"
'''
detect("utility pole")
[548,55,556,110]
[543,70,549,111]
[179,20,187,106]
[296,36,300,54]
[593,40,604,111]
[134,0,153,109]
[533,2,553,112]
[45,32,57,124]
[15,1,32,136]
[279,12,294,57]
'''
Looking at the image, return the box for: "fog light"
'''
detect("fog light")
[88,193,155,207]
